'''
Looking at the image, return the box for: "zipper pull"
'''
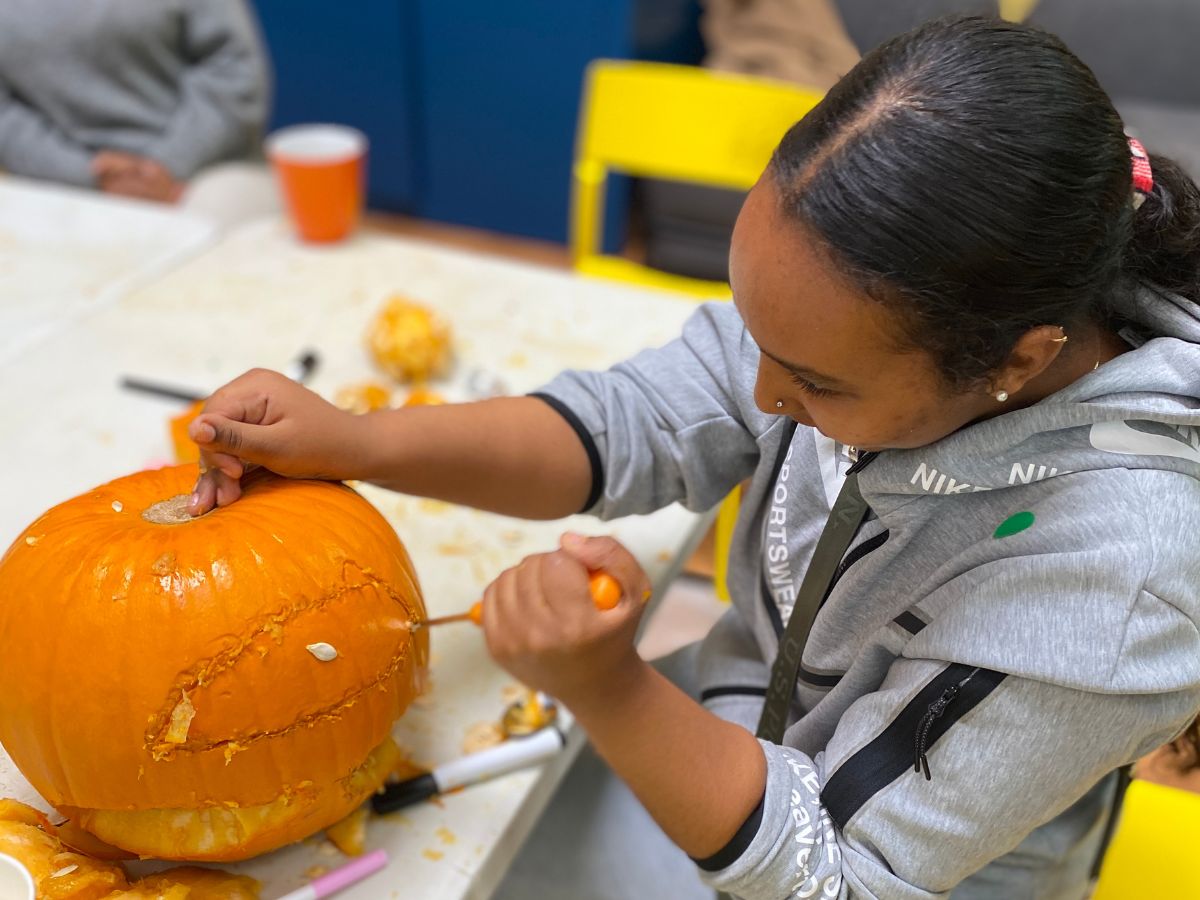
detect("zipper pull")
[913,668,980,781]
[913,686,960,781]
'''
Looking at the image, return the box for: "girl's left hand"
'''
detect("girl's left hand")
[481,533,652,709]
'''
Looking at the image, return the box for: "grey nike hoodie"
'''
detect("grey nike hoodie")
[534,284,1200,898]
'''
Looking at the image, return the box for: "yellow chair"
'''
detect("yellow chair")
[999,0,1040,21]
[1091,779,1200,899]
[571,60,824,298]
[570,60,824,599]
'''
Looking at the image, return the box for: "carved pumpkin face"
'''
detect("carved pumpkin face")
[0,466,427,861]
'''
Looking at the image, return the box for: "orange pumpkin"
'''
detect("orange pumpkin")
[0,466,428,861]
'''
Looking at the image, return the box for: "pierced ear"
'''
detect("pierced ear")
[994,325,1069,395]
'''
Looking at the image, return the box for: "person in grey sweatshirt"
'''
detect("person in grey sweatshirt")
[184,16,1200,899]
[0,0,268,203]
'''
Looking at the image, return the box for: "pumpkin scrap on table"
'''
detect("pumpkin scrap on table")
[366,295,453,383]
[403,386,446,407]
[323,805,368,857]
[0,798,260,898]
[0,465,428,862]
[105,867,260,899]
[334,381,394,415]
[167,401,205,464]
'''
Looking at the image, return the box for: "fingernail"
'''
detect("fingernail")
[194,422,215,443]
[561,532,584,548]
[190,492,199,508]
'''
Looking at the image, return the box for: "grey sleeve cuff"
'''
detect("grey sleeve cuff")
[525,303,766,521]
[698,741,844,900]
[692,793,765,872]
[152,94,257,179]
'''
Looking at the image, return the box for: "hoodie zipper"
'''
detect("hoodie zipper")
[815,450,887,611]
[821,663,1007,829]
[793,449,886,683]
[759,439,876,637]
[914,667,980,780]
[821,529,889,605]
[801,451,886,686]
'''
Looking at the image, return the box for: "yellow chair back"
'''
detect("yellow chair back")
[571,60,824,299]
[1092,779,1200,899]
[999,0,1040,21]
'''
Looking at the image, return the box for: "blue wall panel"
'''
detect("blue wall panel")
[250,0,421,212]
[413,0,633,243]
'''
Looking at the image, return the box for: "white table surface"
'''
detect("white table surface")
[0,177,216,365]
[0,216,707,899]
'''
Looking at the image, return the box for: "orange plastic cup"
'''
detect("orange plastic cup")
[266,124,367,243]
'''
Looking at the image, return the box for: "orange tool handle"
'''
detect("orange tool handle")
[467,571,621,625]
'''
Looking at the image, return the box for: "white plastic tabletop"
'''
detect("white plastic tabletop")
[0,176,216,365]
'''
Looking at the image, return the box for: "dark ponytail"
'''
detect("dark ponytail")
[1126,152,1200,303]
[769,16,1200,389]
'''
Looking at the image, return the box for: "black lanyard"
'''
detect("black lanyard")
[756,453,875,744]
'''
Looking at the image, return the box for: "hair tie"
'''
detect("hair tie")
[1129,136,1154,209]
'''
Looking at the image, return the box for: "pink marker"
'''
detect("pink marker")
[275,848,388,900]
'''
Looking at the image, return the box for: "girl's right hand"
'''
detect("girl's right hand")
[187,368,370,514]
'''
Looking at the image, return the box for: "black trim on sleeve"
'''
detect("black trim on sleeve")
[529,392,605,512]
[691,793,766,872]
[700,685,768,702]
[821,663,1007,829]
